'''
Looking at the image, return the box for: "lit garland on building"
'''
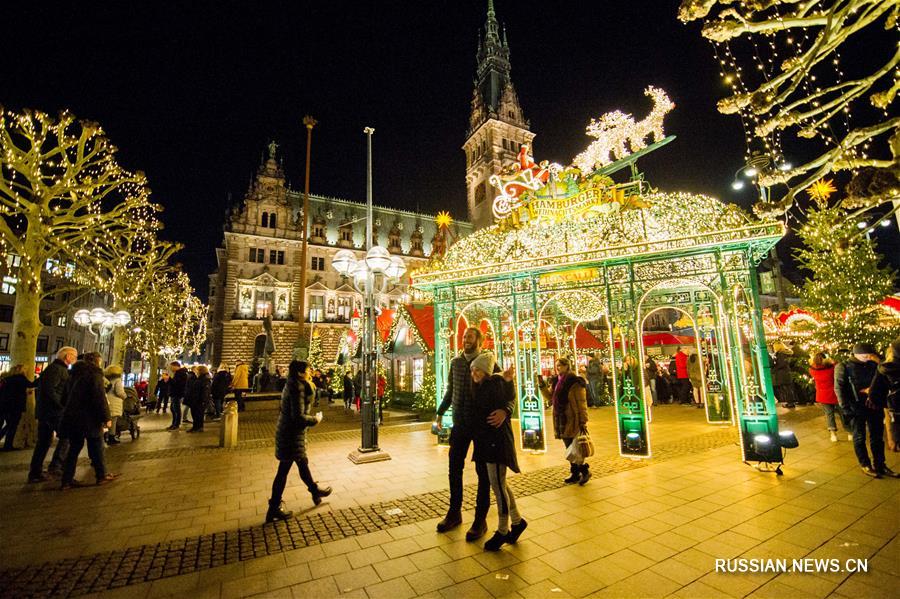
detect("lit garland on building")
[416,191,770,285]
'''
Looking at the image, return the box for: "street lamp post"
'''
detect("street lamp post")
[295,115,316,359]
[731,151,791,308]
[331,127,406,464]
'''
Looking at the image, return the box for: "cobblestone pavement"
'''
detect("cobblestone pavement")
[1,405,896,599]
[0,403,425,472]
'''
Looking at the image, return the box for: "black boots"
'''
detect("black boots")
[579,464,591,485]
[311,485,332,506]
[483,531,507,552]
[565,463,591,485]
[436,511,462,533]
[266,499,293,522]
[465,517,488,542]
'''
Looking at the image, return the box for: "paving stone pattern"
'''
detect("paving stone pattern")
[0,415,774,598]
[0,417,430,474]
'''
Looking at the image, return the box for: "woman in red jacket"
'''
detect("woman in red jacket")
[809,352,851,443]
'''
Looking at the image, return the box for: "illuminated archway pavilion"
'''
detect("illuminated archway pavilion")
[413,162,786,465]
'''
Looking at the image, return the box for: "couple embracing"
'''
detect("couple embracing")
[435,327,527,551]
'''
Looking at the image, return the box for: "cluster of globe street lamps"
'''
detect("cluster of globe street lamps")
[73,308,131,336]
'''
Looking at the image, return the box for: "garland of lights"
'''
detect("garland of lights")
[554,291,607,323]
[417,191,766,284]
[678,0,900,218]
[0,107,164,370]
[795,188,900,351]
[573,86,675,173]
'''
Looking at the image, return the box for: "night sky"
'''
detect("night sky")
[3,1,897,299]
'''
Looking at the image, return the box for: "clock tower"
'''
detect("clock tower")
[463,0,534,230]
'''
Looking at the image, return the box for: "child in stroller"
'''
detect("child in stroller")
[114,387,143,440]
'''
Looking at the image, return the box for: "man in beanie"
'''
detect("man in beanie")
[869,337,900,472]
[835,342,887,477]
[435,327,515,541]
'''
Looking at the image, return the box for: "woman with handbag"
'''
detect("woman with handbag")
[539,356,591,485]
[265,360,332,522]
[470,352,527,551]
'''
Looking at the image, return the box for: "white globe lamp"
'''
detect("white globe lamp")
[74,309,91,327]
[385,256,406,280]
[332,249,357,277]
[365,245,391,274]
[90,308,108,325]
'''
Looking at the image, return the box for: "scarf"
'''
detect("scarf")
[552,373,569,411]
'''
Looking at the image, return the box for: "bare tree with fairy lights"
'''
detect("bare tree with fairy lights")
[128,270,208,398]
[679,0,899,219]
[0,107,163,379]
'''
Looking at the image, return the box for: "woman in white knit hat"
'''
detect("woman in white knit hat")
[470,351,527,551]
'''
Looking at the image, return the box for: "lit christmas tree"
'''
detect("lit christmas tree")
[308,329,324,371]
[795,187,899,351]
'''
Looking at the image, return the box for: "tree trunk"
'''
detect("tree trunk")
[148,353,160,399]
[111,326,126,367]
[9,259,43,448]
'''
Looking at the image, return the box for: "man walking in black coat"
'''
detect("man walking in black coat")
[836,343,886,478]
[167,361,188,431]
[28,346,77,482]
[59,353,116,488]
[435,327,515,541]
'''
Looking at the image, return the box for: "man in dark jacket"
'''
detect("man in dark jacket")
[59,353,115,488]
[167,361,188,431]
[868,336,900,477]
[154,371,171,413]
[835,343,885,478]
[435,327,515,541]
[28,346,77,482]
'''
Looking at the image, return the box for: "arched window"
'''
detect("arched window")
[261,212,269,227]
[269,213,277,228]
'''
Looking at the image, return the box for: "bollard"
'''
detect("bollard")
[220,400,239,448]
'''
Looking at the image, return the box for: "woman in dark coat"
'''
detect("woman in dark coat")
[470,352,527,551]
[186,365,211,432]
[266,360,332,522]
[771,342,797,409]
[0,365,37,450]
[210,364,232,418]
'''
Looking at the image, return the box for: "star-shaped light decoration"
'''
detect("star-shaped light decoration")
[435,211,453,229]
[806,178,837,203]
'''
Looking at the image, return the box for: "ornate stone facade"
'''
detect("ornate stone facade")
[207,148,471,367]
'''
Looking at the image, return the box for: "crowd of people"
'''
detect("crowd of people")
[3,330,897,544]
[574,346,708,411]
[0,347,123,488]
[808,338,900,479]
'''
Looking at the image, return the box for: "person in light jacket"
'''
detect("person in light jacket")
[103,365,126,445]
[231,360,249,412]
